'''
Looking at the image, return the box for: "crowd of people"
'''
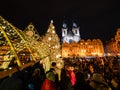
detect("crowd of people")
[62,56,120,90]
[0,56,120,90]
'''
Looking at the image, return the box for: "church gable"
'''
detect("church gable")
[62,21,81,44]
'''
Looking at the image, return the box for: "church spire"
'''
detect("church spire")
[72,22,80,36]
[62,20,81,43]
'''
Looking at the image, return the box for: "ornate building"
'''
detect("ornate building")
[61,21,104,58]
[62,39,104,58]
[106,28,120,56]
[115,28,120,52]
[62,22,81,44]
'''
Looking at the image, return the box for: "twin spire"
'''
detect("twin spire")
[62,21,78,29]
[62,21,81,44]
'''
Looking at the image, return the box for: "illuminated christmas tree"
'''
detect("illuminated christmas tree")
[40,20,62,72]
[45,20,61,61]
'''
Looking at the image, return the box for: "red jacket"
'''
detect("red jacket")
[41,79,57,90]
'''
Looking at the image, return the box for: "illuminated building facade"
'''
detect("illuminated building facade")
[106,28,120,56]
[115,28,120,53]
[62,39,104,58]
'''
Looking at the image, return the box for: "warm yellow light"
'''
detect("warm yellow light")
[56,55,59,58]
[99,53,102,56]
[47,29,50,32]
[48,44,51,47]
[55,45,58,48]
[92,52,96,55]
[52,30,55,33]
[48,37,51,40]
[85,42,88,44]
[2,26,6,29]
[107,53,111,56]
[117,53,120,55]
[80,43,83,45]
[56,54,61,58]
[81,49,86,52]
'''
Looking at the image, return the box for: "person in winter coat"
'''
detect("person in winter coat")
[41,68,57,90]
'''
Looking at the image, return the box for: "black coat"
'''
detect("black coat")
[0,76,23,90]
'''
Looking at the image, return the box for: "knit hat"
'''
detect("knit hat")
[92,73,109,87]
[92,73,104,83]
[46,71,55,82]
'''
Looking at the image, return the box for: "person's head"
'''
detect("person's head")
[92,73,104,82]
[32,68,40,77]
[89,64,94,73]
[92,73,110,87]
[46,71,55,82]
[51,62,56,67]
[69,66,74,71]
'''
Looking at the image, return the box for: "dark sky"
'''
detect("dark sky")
[0,0,120,43]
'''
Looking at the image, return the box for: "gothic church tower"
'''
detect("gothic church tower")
[62,21,81,43]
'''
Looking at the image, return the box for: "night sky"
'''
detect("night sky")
[0,0,120,43]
